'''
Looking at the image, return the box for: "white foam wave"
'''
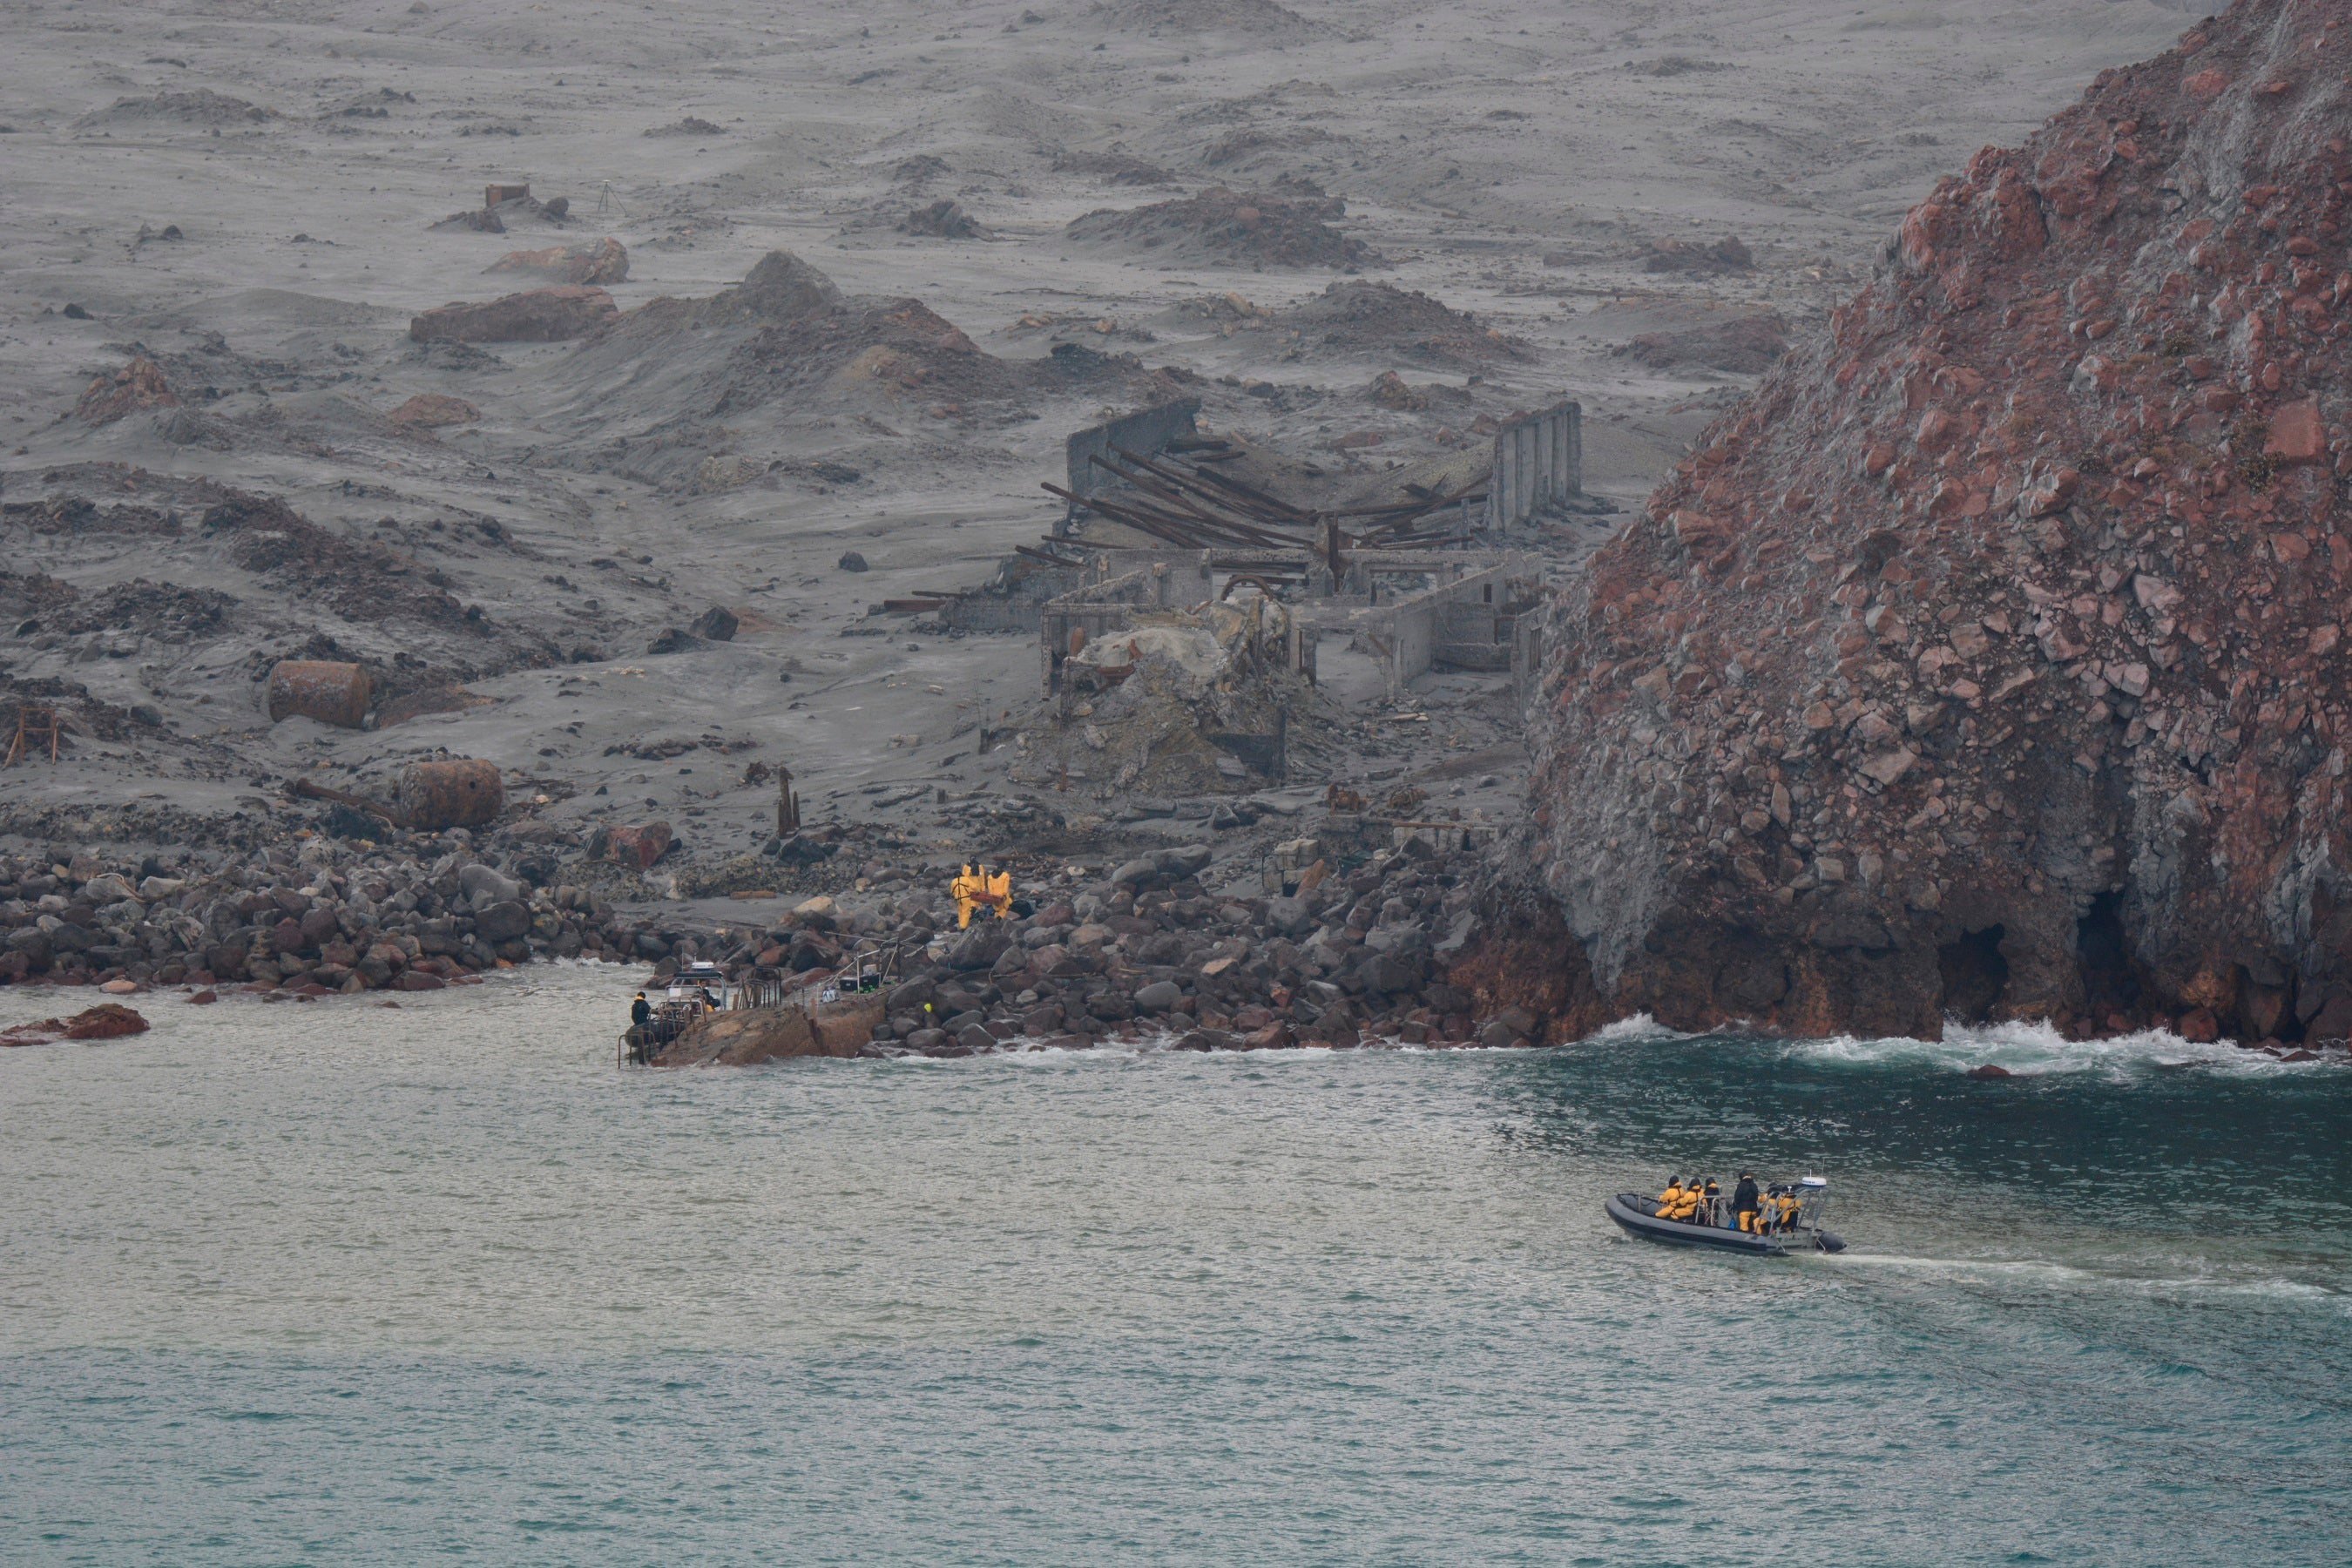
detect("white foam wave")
[1788,1016,2349,1079]
[1583,1011,1692,1046]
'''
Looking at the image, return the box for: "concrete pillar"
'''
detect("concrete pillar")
[1515,425,1534,524]
[1534,417,1553,510]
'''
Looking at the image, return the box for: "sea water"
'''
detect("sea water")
[2,968,2346,1565]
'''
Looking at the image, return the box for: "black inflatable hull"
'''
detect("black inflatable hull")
[1605,1193,1848,1255]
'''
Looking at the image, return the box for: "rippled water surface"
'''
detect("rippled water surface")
[3,968,2348,1565]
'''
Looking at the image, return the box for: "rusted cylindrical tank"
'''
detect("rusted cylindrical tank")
[267,661,372,729]
[397,759,504,829]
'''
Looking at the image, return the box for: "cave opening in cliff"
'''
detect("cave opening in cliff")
[1937,925,2009,1026]
[2075,891,2142,1025]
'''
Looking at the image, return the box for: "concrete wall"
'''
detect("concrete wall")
[1322,561,1523,698]
[939,556,1086,633]
[1485,401,1581,531]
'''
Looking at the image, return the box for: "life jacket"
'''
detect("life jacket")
[1656,1183,1685,1213]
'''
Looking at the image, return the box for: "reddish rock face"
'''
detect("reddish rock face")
[1508,0,2352,1044]
[408,286,619,344]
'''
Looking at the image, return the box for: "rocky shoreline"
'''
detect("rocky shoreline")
[780,840,1520,1059]
[0,811,1526,1052]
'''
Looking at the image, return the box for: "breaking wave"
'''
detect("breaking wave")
[1788,1017,2349,1079]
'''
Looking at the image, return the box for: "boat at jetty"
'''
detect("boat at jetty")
[1606,1178,1847,1255]
[620,943,907,1067]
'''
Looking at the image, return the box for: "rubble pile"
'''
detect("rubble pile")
[77,90,278,128]
[1270,280,1528,366]
[561,253,1180,486]
[1065,186,1381,270]
[1051,149,1178,186]
[1017,594,1320,797]
[1639,234,1754,275]
[1618,309,1791,375]
[75,358,180,424]
[899,199,985,239]
[1513,0,2352,1044]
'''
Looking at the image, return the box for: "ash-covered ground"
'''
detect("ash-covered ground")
[0,0,2193,928]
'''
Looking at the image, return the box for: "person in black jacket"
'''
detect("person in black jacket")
[1733,1173,1761,1233]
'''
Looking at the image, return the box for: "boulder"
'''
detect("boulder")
[459,862,524,907]
[408,286,619,344]
[605,821,672,870]
[470,893,526,944]
[1261,896,1314,936]
[689,605,739,642]
[1132,979,1184,1012]
[64,1003,149,1040]
[947,921,1014,971]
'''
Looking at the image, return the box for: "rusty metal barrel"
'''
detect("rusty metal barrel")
[267,661,372,729]
[397,759,505,829]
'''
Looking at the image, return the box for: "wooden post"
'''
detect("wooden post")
[4,706,61,767]
[776,765,801,835]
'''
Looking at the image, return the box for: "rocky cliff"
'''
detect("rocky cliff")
[1512,0,2352,1044]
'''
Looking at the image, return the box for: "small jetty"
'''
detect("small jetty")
[621,946,904,1067]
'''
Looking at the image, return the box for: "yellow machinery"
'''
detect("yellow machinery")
[950,862,1014,929]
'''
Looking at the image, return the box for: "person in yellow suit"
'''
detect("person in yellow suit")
[1774,1190,1804,1234]
[1655,1176,1686,1219]
[950,862,1015,929]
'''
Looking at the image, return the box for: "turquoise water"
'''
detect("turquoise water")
[3,969,2347,1565]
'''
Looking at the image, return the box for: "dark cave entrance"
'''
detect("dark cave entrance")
[1938,925,2010,1025]
[2075,891,2143,1023]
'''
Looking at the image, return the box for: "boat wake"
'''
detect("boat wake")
[1820,1248,2350,1312]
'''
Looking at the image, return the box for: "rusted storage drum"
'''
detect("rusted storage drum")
[397,759,504,829]
[267,661,371,729]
